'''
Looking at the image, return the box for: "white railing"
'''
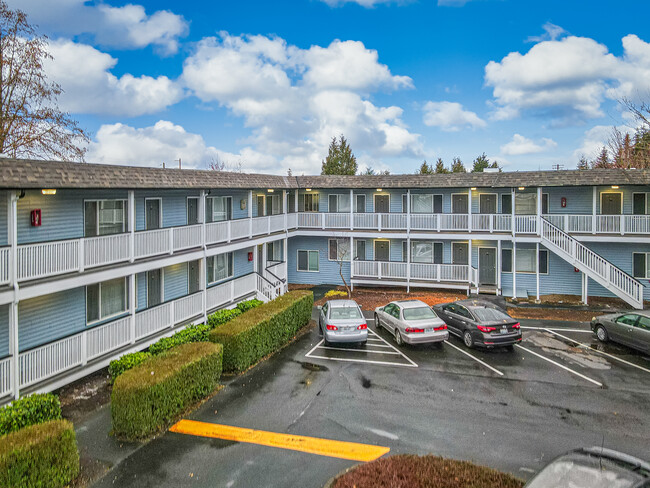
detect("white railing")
[135,302,173,340]
[135,228,171,258]
[493,214,512,232]
[353,260,379,277]
[269,214,286,233]
[596,215,621,234]
[380,213,407,230]
[0,247,9,285]
[514,215,537,234]
[173,224,203,251]
[86,316,131,361]
[231,218,251,240]
[206,221,229,245]
[625,215,650,234]
[353,261,473,284]
[252,216,269,236]
[266,261,286,282]
[174,292,203,323]
[19,334,83,389]
[298,212,323,228]
[324,213,350,229]
[235,273,257,298]
[0,357,11,397]
[411,214,438,231]
[440,214,468,231]
[471,214,491,231]
[353,213,379,229]
[17,240,79,280]
[541,218,643,309]
[84,234,130,269]
[286,213,298,229]
[380,261,407,278]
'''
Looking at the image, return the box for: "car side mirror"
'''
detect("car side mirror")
[317,305,322,310]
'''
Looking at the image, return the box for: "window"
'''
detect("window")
[297,250,319,272]
[84,200,127,236]
[402,241,407,262]
[542,193,549,214]
[638,316,650,330]
[329,239,350,261]
[402,194,408,213]
[616,314,639,326]
[515,193,537,215]
[86,277,128,324]
[355,240,366,260]
[456,305,473,319]
[502,249,513,272]
[501,194,512,214]
[206,196,232,222]
[330,306,363,320]
[266,194,281,215]
[354,194,366,213]
[411,194,433,213]
[633,193,648,215]
[411,241,443,264]
[515,249,549,273]
[328,194,350,213]
[403,307,437,320]
[207,253,233,283]
[303,193,319,212]
[633,253,650,279]
[267,241,283,262]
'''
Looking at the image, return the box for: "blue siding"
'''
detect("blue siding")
[0,191,7,246]
[135,190,201,231]
[136,272,147,311]
[0,304,8,357]
[583,242,650,300]
[288,235,350,285]
[234,247,254,276]
[164,263,188,302]
[18,288,86,351]
[546,187,592,214]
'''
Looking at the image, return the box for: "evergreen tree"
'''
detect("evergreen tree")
[321,136,358,175]
[576,156,590,170]
[417,160,434,174]
[471,153,490,172]
[450,157,466,173]
[592,146,611,168]
[434,158,449,174]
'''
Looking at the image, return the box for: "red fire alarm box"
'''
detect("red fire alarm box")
[31,209,42,227]
[561,197,567,208]
[248,252,253,262]
[574,267,579,273]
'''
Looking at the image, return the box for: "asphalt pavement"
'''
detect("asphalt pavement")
[89,311,650,488]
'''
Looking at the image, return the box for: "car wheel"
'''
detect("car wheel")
[595,325,609,343]
[374,314,381,331]
[394,329,403,346]
[505,344,515,351]
[463,330,474,349]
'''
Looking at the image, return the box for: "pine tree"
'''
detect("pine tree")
[576,156,589,170]
[471,153,490,172]
[451,157,466,173]
[592,146,611,168]
[434,158,449,174]
[321,135,358,175]
[417,160,434,174]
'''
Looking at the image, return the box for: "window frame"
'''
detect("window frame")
[633,252,649,279]
[83,198,128,237]
[514,248,549,274]
[354,194,366,213]
[328,194,350,213]
[402,194,408,213]
[297,249,319,272]
[355,239,366,260]
[303,193,320,212]
[207,252,234,284]
[267,241,283,262]
[207,195,232,222]
[410,240,443,264]
[632,192,648,215]
[501,248,513,273]
[328,238,350,261]
[86,277,129,326]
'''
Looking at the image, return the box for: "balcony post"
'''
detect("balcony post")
[201,257,208,322]
[511,188,515,237]
[78,238,85,273]
[283,190,288,232]
[129,274,136,344]
[468,189,472,233]
[283,237,289,293]
[592,187,597,235]
[128,190,135,262]
[349,236,354,292]
[406,237,410,293]
[406,189,411,234]
[535,242,540,302]
[8,191,19,399]
[537,186,542,236]
[621,214,625,235]
[497,239,502,295]
[248,190,253,238]
[468,239,472,287]
[350,189,354,231]
[512,241,517,300]
[169,227,174,255]
[199,190,206,249]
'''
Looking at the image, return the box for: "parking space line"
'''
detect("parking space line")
[521,326,591,333]
[443,340,504,376]
[170,420,390,462]
[315,346,401,355]
[305,339,325,357]
[367,329,419,367]
[514,344,603,387]
[544,329,650,375]
[305,355,418,368]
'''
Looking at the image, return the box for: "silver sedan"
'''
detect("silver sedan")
[591,311,650,354]
[317,299,368,345]
[374,299,448,346]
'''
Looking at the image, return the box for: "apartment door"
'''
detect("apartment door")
[145,199,161,230]
[452,194,468,214]
[478,248,496,285]
[147,269,162,308]
[188,260,200,294]
[375,240,390,261]
[479,194,497,214]
[375,195,390,213]
[601,193,622,215]
[452,242,469,265]
[501,194,512,214]
[187,197,199,225]
[633,193,647,215]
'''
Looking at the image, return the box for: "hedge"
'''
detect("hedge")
[208,290,313,373]
[108,351,152,384]
[111,342,223,440]
[0,419,79,488]
[0,393,62,437]
[207,307,242,328]
[236,298,263,313]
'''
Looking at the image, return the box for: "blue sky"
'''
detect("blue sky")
[10,0,650,174]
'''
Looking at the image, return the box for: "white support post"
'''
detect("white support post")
[497,239,502,295]
[294,190,299,214]
[283,190,288,232]
[9,302,18,399]
[128,190,135,262]
[168,227,174,254]
[349,236,354,292]
[129,274,136,344]
[78,238,85,272]
[8,191,19,399]
[468,189,472,233]
[592,187,597,235]
[406,237,411,293]
[535,242,540,302]
[582,272,589,305]
[511,188,516,236]
[350,189,354,230]
[406,189,411,234]
[200,257,208,322]
[512,241,517,300]
[199,190,206,249]
[248,190,253,238]
[468,239,472,293]
[283,237,289,293]
[537,186,542,236]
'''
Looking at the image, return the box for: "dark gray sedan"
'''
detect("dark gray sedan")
[433,299,521,349]
[591,311,650,354]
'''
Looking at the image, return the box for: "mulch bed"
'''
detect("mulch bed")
[507,307,597,322]
[332,455,524,488]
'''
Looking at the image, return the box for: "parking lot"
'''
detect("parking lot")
[94,309,650,488]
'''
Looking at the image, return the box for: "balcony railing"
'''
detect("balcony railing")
[544,214,650,234]
[1,273,263,398]
[352,260,475,284]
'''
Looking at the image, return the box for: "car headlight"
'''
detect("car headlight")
[591,316,596,322]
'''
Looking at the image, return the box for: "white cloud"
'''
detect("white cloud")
[422,101,486,131]
[181,33,422,174]
[319,0,402,7]
[437,0,472,6]
[8,0,187,55]
[525,22,567,43]
[485,33,650,124]
[45,40,183,116]
[500,134,557,156]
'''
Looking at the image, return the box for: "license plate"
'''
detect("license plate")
[425,328,433,333]
[500,328,508,334]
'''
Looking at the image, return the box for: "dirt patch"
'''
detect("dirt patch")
[70,456,111,488]
[313,286,465,310]
[287,284,315,291]
[57,368,111,424]
[507,307,596,322]
[331,454,523,488]
[507,294,640,310]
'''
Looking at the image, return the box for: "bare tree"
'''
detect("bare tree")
[331,236,351,298]
[0,1,88,161]
[207,154,243,172]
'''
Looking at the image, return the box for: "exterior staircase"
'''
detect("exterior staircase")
[540,218,644,309]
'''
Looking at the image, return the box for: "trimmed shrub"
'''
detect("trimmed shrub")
[207,308,242,328]
[111,342,223,440]
[108,351,152,384]
[208,290,313,373]
[0,393,62,436]
[324,290,348,298]
[148,323,211,356]
[236,298,263,313]
[0,419,79,488]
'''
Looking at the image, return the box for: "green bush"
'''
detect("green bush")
[236,298,263,313]
[208,290,313,373]
[207,307,242,328]
[0,419,79,488]
[111,342,223,440]
[0,393,62,437]
[108,351,152,384]
[148,323,211,356]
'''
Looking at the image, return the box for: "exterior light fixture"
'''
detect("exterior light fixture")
[377,188,382,192]
[518,187,525,191]
[611,185,619,189]
[470,187,477,191]
[41,189,56,195]
[267,189,274,193]
[306,188,312,192]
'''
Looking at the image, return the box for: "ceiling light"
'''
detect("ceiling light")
[611,185,619,189]
[267,189,274,193]
[306,188,312,192]
[518,187,525,191]
[470,187,477,191]
[377,188,382,192]
[41,189,56,195]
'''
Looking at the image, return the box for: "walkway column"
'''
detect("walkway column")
[350,189,354,230]
[349,236,354,292]
[497,239,502,296]
[248,190,253,238]
[406,237,411,293]
[283,190,288,231]
[512,241,517,300]
[535,242,540,302]
[8,191,19,399]
[468,189,472,232]
[129,274,136,344]
[511,188,515,237]
[468,238,472,295]
[406,189,411,233]
[199,190,206,249]
[128,190,135,262]
[200,256,208,321]
[592,187,597,235]
[537,187,542,236]
[283,237,289,292]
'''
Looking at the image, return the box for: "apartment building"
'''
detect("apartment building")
[0,158,649,401]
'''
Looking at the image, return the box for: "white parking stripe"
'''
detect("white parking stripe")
[305,355,419,368]
[443,341,504,376]
[515,344,603,387]
[315,346,401,355]
[367,329,418,367]
[305,339,324,357]
[521,326,591,333]
[544,329,650,375]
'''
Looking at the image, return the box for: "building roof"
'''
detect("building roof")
[0,157,649,190]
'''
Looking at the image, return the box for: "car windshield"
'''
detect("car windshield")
[330,307,362,320]
[403,307,437,320]
[471,307,510,322]
[525,456,646,488]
